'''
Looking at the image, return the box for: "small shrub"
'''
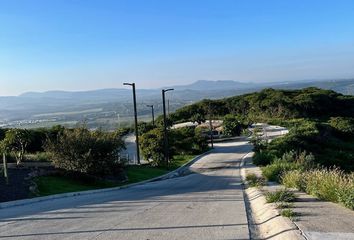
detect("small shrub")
[295,151,315,170]
[245,173,266,187]
[265,188,296,203]
[281,209,296,219]
[280,150,297,162]
[304,168,354,208]
[276,202,294,209]
[304,168,341,202]
[253,151,275,166]
[282,170,306,191]
[280,150,314,169]
[262,159,300,182]
[337,184,354,210]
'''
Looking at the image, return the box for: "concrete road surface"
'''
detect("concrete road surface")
[0,140,253,240]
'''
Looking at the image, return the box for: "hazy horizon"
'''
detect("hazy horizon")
[1,78,354,97]
[1,0,354,96]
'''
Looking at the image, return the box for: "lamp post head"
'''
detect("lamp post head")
[123,82,134,86]
[162,88,174,93]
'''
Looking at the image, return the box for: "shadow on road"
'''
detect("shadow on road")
[0,141,253,239]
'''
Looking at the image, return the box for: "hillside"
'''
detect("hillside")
[1,79,354,129]
[170,87,354,123]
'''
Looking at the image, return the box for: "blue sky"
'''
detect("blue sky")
[1,0,354,95]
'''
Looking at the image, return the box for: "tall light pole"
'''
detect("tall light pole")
[146,105,155,126]
[123,82,140,164]
[162,88,174,166]
[167,99,170,115]
[209,103,214,148]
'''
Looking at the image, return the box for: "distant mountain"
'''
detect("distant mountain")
[1,78,354,129]
[169,80,255,91]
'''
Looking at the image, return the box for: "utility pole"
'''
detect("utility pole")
[3,153,8,185]
[117,113,121,128]
[123,82,140,164]
[146,105,155,126]
[162,88,174,166]
[167,99,170,115]
[209,104,214,148]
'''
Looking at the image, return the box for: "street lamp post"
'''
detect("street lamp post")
[146,105,155,126]
[162,88,174,166]
[123,82,140,164]
[209,103,214,148]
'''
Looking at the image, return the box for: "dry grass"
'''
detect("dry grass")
[282,168,354,210]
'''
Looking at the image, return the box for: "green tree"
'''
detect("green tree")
[138,122,155,135]
[140,128,170,167]
[1,129,32,165]
[223,114,242,137]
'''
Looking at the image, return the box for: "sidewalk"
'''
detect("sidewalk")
[242,153,354,240]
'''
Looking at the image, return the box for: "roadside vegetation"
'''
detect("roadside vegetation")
[282,169,354,210]
[0,120,206,198]
[2,87,354,205]
[245,173,266,187]
[161,87,353,211]
[252,118,354,210]
[265,188,296,203]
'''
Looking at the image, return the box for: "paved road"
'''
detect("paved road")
[0,139,253,240]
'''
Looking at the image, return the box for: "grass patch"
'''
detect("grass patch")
[245,173,266,187]
[35,176,117,196]
[265,188,296,203]
[170,154,197,170]
[125,154,196,183]
[280,209,296,219]
[35,154,197,197]
[124,165,169,184]
[276,202,294,209]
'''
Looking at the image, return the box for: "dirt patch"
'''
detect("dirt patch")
[0,168,32,203]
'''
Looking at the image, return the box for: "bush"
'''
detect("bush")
[140,126,208,167]
[45,126,124,177]
[329,117,354,136]
[265,188,296,203]
[280,150,315,169]
[140,128,169,167]
[253,151,275,166]
[262,159,300,182]
[171,126,208,155]
[223,114,242,136]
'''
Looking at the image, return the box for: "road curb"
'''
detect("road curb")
[0,150,213,210]
[240,152,304,240]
